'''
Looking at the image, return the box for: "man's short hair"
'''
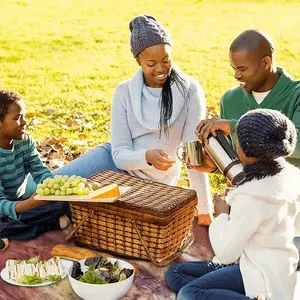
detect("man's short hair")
[230,30,275,60]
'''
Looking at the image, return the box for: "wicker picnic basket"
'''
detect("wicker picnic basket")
[67,170,197,267]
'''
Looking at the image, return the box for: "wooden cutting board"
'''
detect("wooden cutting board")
[34,186,131,202]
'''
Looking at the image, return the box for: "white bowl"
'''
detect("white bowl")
[68,257,134,300]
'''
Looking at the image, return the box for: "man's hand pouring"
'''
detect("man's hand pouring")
[196,118,232,145]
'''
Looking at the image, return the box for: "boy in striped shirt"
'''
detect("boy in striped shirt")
[0,90,69,240]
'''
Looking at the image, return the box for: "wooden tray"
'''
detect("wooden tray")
[34,186,131,203]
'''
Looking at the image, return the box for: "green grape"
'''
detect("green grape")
[44,188,50,195]
[36,188,44,195]
[38,175,93,196]
[54,175,62,183]
[78,182,85,190]
[81,178,88,184]
[92,183,101,190]
[77,189,84,195]
[43,178,51,185]
[53,184,60,189]
[71,180,78,187]
[69,175,76,181]
[62,175,69,183]
[75,176,81,182]
[55,190,61,196]
[66,188,73,195]
[63,182,70,188]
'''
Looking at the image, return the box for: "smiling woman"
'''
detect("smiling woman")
[136,43,172,88]
[48,15,213,224]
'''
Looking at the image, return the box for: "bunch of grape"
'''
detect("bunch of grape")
[36,175,101,196]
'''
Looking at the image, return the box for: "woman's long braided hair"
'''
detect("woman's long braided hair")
[159,68,187,138]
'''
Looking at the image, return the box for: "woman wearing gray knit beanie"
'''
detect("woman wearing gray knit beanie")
[47,15,213,225]
[166,108,300,300]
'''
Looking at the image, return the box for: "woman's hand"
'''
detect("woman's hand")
[213,193,230,217]
[146,149,176,171]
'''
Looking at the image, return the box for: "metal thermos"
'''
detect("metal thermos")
[204,131,245,185]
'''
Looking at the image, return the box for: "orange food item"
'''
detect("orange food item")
[89,183,120,199]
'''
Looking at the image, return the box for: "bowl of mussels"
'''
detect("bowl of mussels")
[68,256,134,300]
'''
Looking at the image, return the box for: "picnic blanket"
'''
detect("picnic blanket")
[0,220,214,300]
[1,220,299,300]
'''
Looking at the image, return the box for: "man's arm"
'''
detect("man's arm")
[196,94,233,145]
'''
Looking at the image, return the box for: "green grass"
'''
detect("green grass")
[1,0,300,191]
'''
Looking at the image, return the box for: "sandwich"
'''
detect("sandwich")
[6,257,62,282]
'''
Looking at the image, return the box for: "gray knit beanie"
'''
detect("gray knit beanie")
[237,109,297,159]
[129,15,172,58]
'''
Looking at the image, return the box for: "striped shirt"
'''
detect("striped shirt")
[0,133,52,219]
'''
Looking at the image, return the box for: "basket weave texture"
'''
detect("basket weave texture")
[70,170,197,263]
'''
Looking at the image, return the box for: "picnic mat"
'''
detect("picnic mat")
[1,220,299,300]
[0,220,214,300]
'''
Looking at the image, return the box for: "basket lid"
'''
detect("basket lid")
[88,170,197,218]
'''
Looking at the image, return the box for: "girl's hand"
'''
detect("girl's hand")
[213,193,230,217]
[146,149,176,171]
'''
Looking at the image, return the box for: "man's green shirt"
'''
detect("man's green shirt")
[221,67,300,167]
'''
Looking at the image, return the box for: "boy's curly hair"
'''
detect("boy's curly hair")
[0,90,23,121]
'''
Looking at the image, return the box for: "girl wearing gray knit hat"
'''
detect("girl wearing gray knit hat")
[166,108,300,300]
[45,15,213,225]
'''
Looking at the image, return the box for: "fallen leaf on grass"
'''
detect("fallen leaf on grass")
[74,112,84,118]
[27,116,41,130]
[71,140,88,146]
[26,112,41,118]
[81,122,93,130]
[207,105,220,118]
[78,133,88,139]
[48,151,65,169]
[47,108,55,115]
[61,124,70,130]
[65,119,82,127]
[40,137,69,147]
[37,136,82,170]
